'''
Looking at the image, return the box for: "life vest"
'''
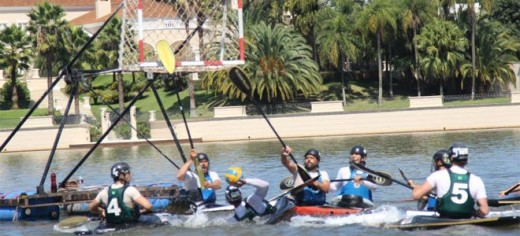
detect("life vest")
[105,186,139,224]
[437,169,475,219]
[297,174,326,205]
[201,173,216,203]
[337,167,373,201]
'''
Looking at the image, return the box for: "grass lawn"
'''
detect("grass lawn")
[0,108,49,129]
[0,74,513,128]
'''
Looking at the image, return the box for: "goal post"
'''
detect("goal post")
[119,0,245,73]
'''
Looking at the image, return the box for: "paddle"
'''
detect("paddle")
[269,175,320,202]
[279,176,294,190]
[349,162,405,188]
[501,183,520,196]
[399,168,429,210]
[156,40,206,189]
[228,67,311,182]
[487,195,520,207]
[56,215,95,234]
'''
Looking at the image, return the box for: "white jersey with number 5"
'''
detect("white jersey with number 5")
[426,165,487,201]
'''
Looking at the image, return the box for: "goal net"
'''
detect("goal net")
[119,0,245,73]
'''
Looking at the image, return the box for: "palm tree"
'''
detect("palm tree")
[94,17,123,112]
[438,0,456,20]
[61,25,91,115]
[0,24,32,109]
[203,22,322,103]
[416,19,468,95]
[462,0,492,99]
[27,2,69,116]
[400,0,436,97]
[287,0,322,61]
[315,0,360,105]
[357,0,398,104]
[460,19,520,93]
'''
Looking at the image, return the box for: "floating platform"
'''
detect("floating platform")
[0,184,181,221]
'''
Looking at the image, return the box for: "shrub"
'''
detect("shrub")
[1,80,31,109]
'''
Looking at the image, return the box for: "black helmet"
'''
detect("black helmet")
[225,186,242,206]
[350,146,367,158]
[111,162,131,181]
[196,153,210,163]
[449,142,469,161]
[304,149,321,161]
[432,149,451,170]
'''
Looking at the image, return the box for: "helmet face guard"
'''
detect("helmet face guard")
[225,186,242,206]
[196,153,210,170]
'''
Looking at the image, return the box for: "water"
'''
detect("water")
[1,129,520,235]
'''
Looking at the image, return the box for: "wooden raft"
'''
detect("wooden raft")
[0,184,181,209]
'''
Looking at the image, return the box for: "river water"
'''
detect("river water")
[1,129,520,235]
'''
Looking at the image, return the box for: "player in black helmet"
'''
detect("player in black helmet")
[176,149,222,204]
[413,142,489,218]
[89,162,152,225]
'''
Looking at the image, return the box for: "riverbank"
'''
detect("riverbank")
[151,103,520,142]
[3,103,518,153]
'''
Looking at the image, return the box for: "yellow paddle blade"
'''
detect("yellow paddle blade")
[194,158,206,190]
[156,40,176,74]
[59,216,90,229]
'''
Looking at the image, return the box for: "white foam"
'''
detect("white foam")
[289,205,404,228]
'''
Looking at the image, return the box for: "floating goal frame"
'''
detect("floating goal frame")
[120,0,245,73]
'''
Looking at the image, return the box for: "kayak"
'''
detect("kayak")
[388,210,520,230]
[54,213,171,234]
[293,205,362,216]
[488,194,520,207]
[390,215,520,230]
[329,195,374,209]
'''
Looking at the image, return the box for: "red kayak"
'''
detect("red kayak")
[292,205,362,216]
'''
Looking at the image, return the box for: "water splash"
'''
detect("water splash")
[289,205,404,228]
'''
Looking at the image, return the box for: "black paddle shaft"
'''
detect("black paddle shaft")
[228,67,297,164]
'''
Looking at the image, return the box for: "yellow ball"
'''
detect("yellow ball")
[224,167,243,185]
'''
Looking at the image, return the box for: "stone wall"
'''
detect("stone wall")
[150,104,520,142]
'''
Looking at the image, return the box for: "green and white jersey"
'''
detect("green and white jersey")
[94,184,142,224]
[426,166,487,219]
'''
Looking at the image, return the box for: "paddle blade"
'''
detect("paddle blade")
[280,176,294,190]
[366,172,393,186]
[156,40,176,74]
[194,158,206,190]
[59,216,90,229]
[228,67,252,96]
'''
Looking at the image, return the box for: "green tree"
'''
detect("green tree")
[27,2,69,116]
[204,22,322,103]
[0,24,32,109]
[93,17,123,113]
[490,0,520,44]
[460,19,520,93]
[315,0,360,105]
[357,0,398,104]
[461,0,492,99]
[287,0,323,61]
[400,0,436,96]
[416,19,468,95]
